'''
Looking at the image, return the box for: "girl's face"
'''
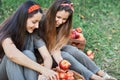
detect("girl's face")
[26,12,42,33]
[55,10,70,27]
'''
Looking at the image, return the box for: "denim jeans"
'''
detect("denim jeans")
[61,45,100,80]
[0,50,38,80]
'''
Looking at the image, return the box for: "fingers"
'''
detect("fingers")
[38,75,48,80]
[55,66,66,73]
[42,69,59,80]
[49,73,59,80]
[49,75,56,80]
[56,72,60,80]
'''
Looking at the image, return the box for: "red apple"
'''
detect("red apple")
[75,32,80,39]
[67,71,74,77]
[70,30,76,39]
[77,79,83,80]
[72,30,80,39]
[86,50,94,60]
[59,60,71,70]
[67,76,75,80]
[59,72,68,79]
[70,33,76,39]
[70,29,81,39]
[61,79,66,80]
[72,30,77,38]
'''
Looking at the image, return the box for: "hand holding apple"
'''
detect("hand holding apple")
[70,29,80,39]
[75,27,82,33]
[75,31,80,39]
[70,32,76,39]
[55,66,66,73]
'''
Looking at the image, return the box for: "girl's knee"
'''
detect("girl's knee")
[61,52,74,60]
[23,50,36,61]
[62,45,79,55]
[64,45,77,50]
[64,45,78,50]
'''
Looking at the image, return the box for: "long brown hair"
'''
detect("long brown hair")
[40,0,73,51]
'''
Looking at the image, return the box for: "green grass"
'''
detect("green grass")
[0,0,120,79]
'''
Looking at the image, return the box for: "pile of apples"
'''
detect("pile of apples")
[58,60,75,80]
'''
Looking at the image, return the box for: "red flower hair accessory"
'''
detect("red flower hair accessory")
[28,4,40,13]
[61,3,74,12]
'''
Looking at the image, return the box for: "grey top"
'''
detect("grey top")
[23,33,45,52]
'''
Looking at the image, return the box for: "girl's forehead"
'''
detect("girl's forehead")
[28,12,42,21]
[56,10,70,18]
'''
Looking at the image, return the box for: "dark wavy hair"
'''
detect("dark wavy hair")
[0,1,42,58]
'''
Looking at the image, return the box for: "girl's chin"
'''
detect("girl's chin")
[56,25,60,27]
[27,30,33,33]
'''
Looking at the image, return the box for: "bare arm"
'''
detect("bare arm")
[38,46,53,69]
[51,50,63,65]
[2,38,58,79]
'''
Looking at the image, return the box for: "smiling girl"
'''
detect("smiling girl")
[0,1,58,80]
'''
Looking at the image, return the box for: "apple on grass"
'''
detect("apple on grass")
[86,50,94,60]
[59,60,71,70]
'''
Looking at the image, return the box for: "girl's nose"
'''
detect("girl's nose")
[35,26,38,29]
[35,23,39,29]
[58,19,63,24]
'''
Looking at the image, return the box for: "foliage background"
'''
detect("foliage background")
[0,0,120,79]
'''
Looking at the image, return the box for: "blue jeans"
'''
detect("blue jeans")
[61,45,100,80]
[0,50,38,80]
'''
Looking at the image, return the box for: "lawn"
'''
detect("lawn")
[0,0,120,79]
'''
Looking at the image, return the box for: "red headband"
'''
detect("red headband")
[28,4,40,13]
[61,3,74,12]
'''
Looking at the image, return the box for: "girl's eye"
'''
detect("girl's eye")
[57,16,61,19]
[32,21,36,24]
[63,18,67,21]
